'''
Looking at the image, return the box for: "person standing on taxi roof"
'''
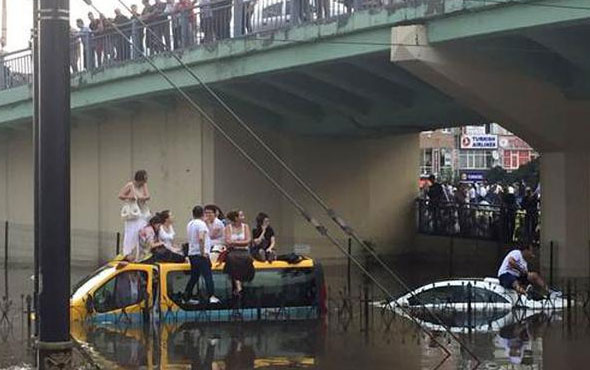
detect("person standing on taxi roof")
[184,205,221,304]
[119,170,151,259]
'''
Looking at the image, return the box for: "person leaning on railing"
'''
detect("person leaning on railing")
[88,12,104,68]
[113,8,132,61]
[70,27,81,73]
[130,4,146,57]
[75,19,92,70]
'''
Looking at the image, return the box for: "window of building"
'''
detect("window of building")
[420,149,433,174]
[93,270,147,313]
[458,150,491,169]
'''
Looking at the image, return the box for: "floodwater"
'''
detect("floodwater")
[1,257,589,370]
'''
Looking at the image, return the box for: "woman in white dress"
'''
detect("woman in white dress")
[118,170,151,257]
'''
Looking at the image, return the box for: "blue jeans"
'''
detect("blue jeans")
[184,255,214,299]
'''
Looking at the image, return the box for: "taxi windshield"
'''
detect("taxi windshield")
[71,265,116,300]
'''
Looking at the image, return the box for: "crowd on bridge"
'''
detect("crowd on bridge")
[68,0,376,72]
[418,174,540,244]
[118,170,278,304]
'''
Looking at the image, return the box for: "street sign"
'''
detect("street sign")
[460,134,498,149]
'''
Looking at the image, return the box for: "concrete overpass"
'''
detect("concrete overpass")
[0,0,587,276]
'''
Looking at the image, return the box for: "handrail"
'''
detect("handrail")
[0,48,32,58]
[0,0,393,91]
[415,198,540,244]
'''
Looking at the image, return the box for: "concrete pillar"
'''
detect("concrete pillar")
[540,151,590,277]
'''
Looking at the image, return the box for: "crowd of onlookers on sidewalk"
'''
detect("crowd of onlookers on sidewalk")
[418,174,540,243]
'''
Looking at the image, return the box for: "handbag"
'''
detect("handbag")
[121,200,142,220]
[121,185,142,220]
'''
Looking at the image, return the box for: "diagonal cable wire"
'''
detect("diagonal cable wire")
[106,0,481,365]
[79,0,456,364]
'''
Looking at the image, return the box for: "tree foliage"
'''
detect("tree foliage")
[485,157,540,187]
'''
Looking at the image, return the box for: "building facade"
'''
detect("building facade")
[420,124,537,183]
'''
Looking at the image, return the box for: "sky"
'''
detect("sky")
[4,0,136,52]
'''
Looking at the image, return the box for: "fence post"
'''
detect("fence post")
[4,220,8,299]
[549,241,554,287]
[448,236,454,277]
[347,238,351,295]
[26,295,32,340]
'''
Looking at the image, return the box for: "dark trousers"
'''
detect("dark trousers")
[184,255,214,299]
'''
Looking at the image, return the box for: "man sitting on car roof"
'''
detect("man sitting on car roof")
[498,244,548,297]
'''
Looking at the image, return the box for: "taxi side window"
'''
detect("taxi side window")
[93,270,147,313]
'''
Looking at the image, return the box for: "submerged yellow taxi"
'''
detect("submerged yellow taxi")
[70,257,326,324]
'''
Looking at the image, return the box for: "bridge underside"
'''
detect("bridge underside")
[62,52,483,137]
[208,53,483,136]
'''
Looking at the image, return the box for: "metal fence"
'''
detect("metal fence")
[0,0,418,91]
[0,49,33,90]
[416,199,540,244]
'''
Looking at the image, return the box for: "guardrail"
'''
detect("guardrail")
[416,199,540,244]
[0,49,33,90]
[0,0,412,91]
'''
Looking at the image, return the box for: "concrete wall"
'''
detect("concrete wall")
[0,104,420,266]
[0,101,215,266]
[214,127,420,260]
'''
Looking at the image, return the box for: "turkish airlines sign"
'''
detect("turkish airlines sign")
[460,134,498,149]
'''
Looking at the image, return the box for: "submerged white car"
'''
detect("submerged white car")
[392,277,568,311]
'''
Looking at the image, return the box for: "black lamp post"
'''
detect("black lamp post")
[36,0,71,367]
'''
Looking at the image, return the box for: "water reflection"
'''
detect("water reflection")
[407,309,556,369]
[494,313,548,366]
[73,321,322,369]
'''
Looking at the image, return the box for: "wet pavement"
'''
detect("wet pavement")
[0,257,589,369]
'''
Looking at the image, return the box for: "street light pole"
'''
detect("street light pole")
[32,0,40,341]
[37,0,71,368]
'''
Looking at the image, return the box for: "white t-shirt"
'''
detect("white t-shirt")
[187,219,210,256]
[498,250,527,277]
[207,218,225,247]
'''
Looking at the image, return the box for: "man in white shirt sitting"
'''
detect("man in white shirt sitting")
[498,244,548,296]
[184,205,220,304]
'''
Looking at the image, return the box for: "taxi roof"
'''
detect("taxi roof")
[108,256,315,271]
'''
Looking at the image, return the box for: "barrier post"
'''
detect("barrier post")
[549,241,554,287]
[347,238,351,295]
[3,220,8,299]
[116,232,121,256]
